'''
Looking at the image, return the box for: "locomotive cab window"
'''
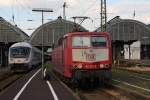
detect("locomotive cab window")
[72,36,107,48]
[72,36,90,48]
[10,47,31,58]
[91,36,107,47]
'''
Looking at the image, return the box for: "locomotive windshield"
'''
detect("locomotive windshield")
[91,36,107,47]
[72,37,91,47]
[72,36,107,48]
[10,47,31,58]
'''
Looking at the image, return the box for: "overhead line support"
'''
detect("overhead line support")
[32,8,53,79]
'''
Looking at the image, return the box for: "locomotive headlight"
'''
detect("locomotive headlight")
[10,58,13,61]
[77,64,83,69]
[9,58,14,64]
[100,64,104,68]
[24,58,29,63]
[100,64,110,68]
[25,58,28,61]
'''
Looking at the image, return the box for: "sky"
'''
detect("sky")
[0,0,150,36]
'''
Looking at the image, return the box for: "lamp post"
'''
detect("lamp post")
[142,36,149,59]
[32,8,53,79]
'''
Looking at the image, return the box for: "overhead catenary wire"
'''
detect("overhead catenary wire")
[81,0,98,16]
[15,0,33,16]
[12,0,39,34]
[65,0,100,31]
[10,0,15,23]
[10,0,24,27]
[8,0,16,24]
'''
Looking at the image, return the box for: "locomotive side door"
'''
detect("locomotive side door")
[63,37,72,77]
[62,38,67,69]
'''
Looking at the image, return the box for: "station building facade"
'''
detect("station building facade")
[29,16,88,52]
[95,16,150,60]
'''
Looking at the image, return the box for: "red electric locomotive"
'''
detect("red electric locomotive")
[52,32,112,85]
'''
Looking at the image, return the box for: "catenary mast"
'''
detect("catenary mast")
[101,0,107,32]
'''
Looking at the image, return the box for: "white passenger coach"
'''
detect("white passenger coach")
[8,42,42,72]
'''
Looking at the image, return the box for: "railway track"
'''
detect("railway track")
[112,69,150,99]
[114,68,150,79]
[77,89,116,100]
[46,61,150,100]
[0,71,13,82]
[0,72,25,92]
[52,71,130,100]
[51,68,150,100]
[76,82,150,100]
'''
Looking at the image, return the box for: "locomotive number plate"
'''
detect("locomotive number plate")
[86,53,96,61]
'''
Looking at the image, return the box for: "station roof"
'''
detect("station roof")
[147,24,150,29]
[95,16,150,45]
[10,42,32,48]
[0,17,29,43]
[29,16,88,47]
